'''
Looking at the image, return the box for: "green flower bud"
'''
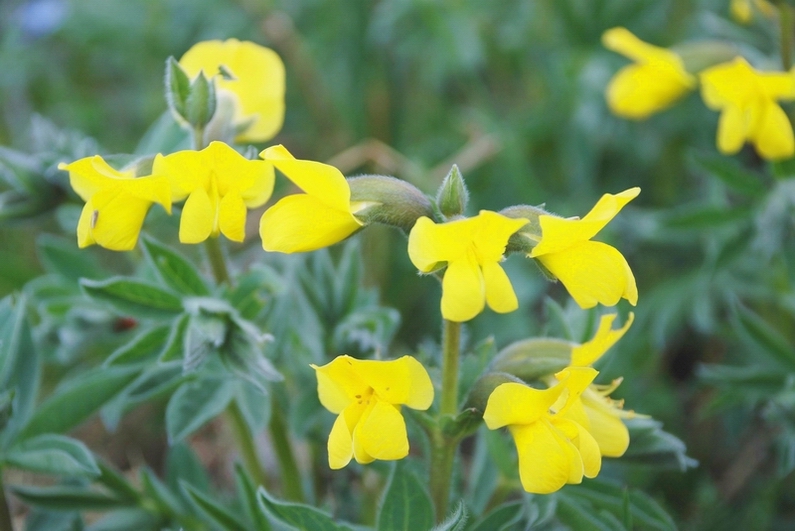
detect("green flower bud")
[185,72,217,129]
[165,56,191,120]
[490,337,573,383]
[500,204,545,254]
[672,41,740,75]
[436,164,469,219]
[462,372,526,415]
[349,175,434,232]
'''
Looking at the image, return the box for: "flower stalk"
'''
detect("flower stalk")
[226,399,269,488]
[268,401,305,502]
[780,2,793,70]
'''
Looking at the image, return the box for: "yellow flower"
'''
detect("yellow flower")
[483,367,601,494]
[569,313,636,457]
[59,156,171,251]
[179,39,285,143]
[312,355,434,469]
[259,145,365,253]
[602,27,696,119]
[407,211,528,323]
[700,57,795,160]
[529,188,639,309]
[153,141,274,243]
[730,0,776,24]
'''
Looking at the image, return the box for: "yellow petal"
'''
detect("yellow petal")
[407,216,465,272]
[536,240,637,309]
[348,356,434,410]
[511,421,583,494]
[571,313,634,367]
[602,27,676,65]
[750,100,795,160]
[582,389,630,457]
[554,367,599,413]
[606,64,693,119]
[76,200,97,249]
[89,189,152,251]
[483,382,564,430]
[482,261,518,314]
[218,191,247,242]
[440,254,485,322]
[312,356,367,414]
[61,156,131,202]
[352,400,377,465]
[153,149,208,202]
[555,418,602,478]
[180,40,285,143]
[260,147,352,212]
[716,105,748,155]
[260,194,362,253]
[327,413,354,469]
[355,401,409,461]
[179,188,215,244]
[530,188,640,258]
[470,211,528,262]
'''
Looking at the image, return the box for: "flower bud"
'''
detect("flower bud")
[436,164,469,219]
[165,56,217,129]
[672,41,739,75]
[490,337,573,382]
[348,175,434,233]
[165,56,191,120]
[462,372,526,415]
[499,204,545,254]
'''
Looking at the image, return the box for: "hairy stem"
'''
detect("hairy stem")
[440,320,461,416]
[781,3,793,70]
[269,401,305,502]
[226,400,269,488]
[204,237,230,286]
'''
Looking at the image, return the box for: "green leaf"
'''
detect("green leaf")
[95,461,141,504]
[181,481,247,530]
[166,378,234,443]
[142,236,210,296]
[166,443,211,496]
[18,365,139,440]
[227,264,283,320]
[234,464,271,530]
[469,501,524,531]
[258,487,353,531]
[377,461,434,531]
[104,324,172,367]
[11,485,129,511]
[556,495,621,531]
[733,304,795,369]
[165,57,191,120]
[623,418,697,471]
[690,152,766,197]
[140,467,186,517]
[5,434,100,477]
[81,277,184,318]
[125,362,185,402]
[85,509,163,531]
[159,313,190,363]
[664,205,751,230]
[431,501,467,530]
[37,234,106,282]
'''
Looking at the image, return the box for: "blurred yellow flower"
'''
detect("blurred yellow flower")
[730,0,776,24]
[259,145,364,253]
[179,39,285,143]
[153,141,274,243]
[59,156,171,251]
[568,312,636,457]
[529,188,639,309]
[408,211,527,322]
[700,57,795,160]
[483,367,601,494]
[312,355,434,469]
[602,27,696,119]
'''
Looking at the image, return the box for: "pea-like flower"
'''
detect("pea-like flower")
[529,188,639,309]
[700,57,795,160]
[312,355,434,469]
[259,145,365,253]
[569,313,636,457]
[408,211,528,323]
[153,141,274,243]
[59,156,171,251]
[602,27,696,120]
[179,39,285,143]
[483,367,601,494]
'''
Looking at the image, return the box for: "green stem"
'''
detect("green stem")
[780,3,793,70]
[430,319,462,521]
[269,401,305,502]
[204,238,230,286]
[192,126,206,151]
[227,400,269,488]
[440,320,461,416]
[0,471,12,531]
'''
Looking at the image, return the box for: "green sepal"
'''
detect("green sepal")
[349,175,435,232]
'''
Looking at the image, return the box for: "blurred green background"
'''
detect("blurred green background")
[2,0,795,529]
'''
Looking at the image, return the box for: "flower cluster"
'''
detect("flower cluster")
[604,26,795,160]
[60,37,643,496]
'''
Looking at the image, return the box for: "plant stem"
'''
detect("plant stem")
[440,320,461,416]
[269,401,305,502]
[204,237,230,286]
[192,126,206,151]
[430,319,462,521]
[0,471,12,531]
[781,3,793,70]
[226,400,269,488]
